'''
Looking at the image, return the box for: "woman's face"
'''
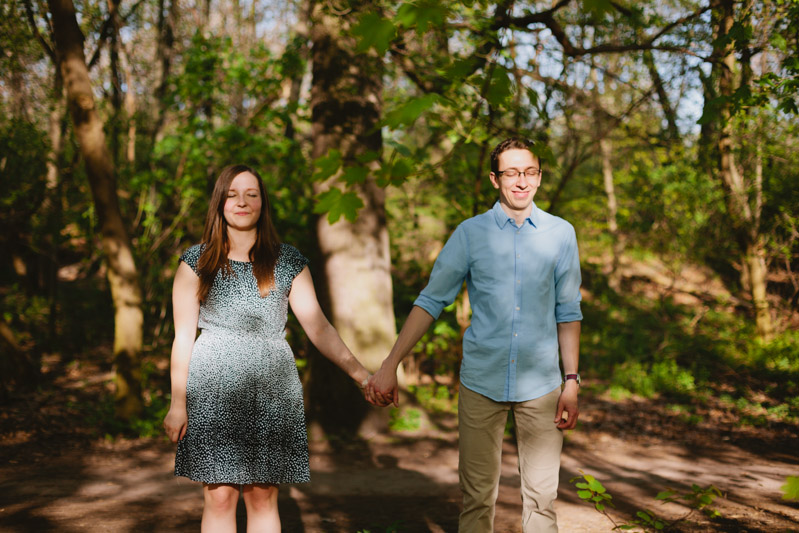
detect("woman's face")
[223,171,262,232]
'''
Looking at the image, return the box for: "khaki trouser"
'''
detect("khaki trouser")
[458,384,563,533]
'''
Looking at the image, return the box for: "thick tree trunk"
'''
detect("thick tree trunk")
[715,0,773,340]
[308,0,397,435]
[47,0,145,419]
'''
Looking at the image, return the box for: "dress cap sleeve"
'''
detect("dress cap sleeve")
[180,244,205,275]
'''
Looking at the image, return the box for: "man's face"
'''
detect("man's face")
[489,148,541,216]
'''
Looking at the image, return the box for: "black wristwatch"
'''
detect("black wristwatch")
[564,373,581,386]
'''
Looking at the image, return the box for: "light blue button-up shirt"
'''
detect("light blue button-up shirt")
[414,201,582,403]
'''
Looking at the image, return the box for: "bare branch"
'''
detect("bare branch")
[23,0,56,61]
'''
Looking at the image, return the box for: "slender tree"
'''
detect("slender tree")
[46,0,145,418]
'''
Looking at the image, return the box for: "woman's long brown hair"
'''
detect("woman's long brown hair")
[196,164,281,302]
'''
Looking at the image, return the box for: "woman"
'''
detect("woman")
[163,164,373,532]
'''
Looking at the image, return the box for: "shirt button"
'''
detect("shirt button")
[517,254,520,258]
[511,359,515,363]
[514,333,518,336]
[516,307,520,311]
[517,280,521,284]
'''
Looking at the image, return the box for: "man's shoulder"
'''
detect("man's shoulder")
[536,208,576,235]
[458,208,495,231]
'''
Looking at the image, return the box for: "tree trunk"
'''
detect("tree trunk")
[0,318,38,400]
[643,49,679,141]
[308,0,397,435]
[47,0,145,419]
[44,73,67,346]
[600,137,623,290]
[714,0,773,340]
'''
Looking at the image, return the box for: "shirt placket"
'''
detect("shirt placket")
[506,222,522,401]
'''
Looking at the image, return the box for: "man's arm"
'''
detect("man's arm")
[368,306,435,407]
[554,320,580,430]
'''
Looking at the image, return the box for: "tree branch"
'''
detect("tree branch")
[23,0,56,61]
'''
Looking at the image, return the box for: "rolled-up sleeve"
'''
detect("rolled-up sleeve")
[414,224,470,320]
[553,224,582,323]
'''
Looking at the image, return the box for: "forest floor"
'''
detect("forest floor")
[2,256,798,532]
[1,359,798,533]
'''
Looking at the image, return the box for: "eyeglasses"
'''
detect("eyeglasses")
[497,167,541,180]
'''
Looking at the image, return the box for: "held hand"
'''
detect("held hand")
[164,406,188,443]
[368,363,399,407]
[359,373,382,406]
[554,381,579,430]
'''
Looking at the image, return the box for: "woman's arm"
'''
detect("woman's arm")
[163,262,201,443]
[288,266,370,387]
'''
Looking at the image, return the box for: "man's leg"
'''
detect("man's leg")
[513,387,563,533]
[458,384,509,533]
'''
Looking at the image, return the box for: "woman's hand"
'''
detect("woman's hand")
[163,406,188,443]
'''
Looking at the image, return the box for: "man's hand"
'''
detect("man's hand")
[554,380,579,430]
[368,362,399,407]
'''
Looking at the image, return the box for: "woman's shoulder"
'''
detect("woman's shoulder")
[179,243,205,270]
[278,243,308,276]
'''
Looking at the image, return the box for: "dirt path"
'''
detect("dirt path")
[2,396,797,532]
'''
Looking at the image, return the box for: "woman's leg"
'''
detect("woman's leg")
[202,483,239,533]
[241,483,280,533]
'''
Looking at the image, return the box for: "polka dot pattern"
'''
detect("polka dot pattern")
[174,243,310,485]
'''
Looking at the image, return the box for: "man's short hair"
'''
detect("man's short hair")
[490,138,539,174]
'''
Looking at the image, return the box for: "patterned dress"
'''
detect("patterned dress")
[174,243,311,485]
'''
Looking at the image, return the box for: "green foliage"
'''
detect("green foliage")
[395,1,448,34]
[612,359,696,399]
[571,472,722,531]
[313,188,364,223]
[388,407,422,432]
[383,94,441,129]
[408,383,456,414]
[573,472,613,512]
[353,13,396,55]
[781,476,799,501]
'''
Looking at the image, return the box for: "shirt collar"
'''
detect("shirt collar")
[492,201,539,229]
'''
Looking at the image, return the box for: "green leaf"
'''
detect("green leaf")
[313,149,342,182]
[587,478,606,494]
[445,57,480,81]
[781,477,799,501]
[353,13,395,55]
[485,67,513,107]
[656,490,677,500]
[384,94,440,128]
[341,166,369,186]
[582,0,614,19]
[575,482,590,489]
[577,490,593,500]
[595,503,605,512]
[383,158,415,186]
[395,1,447,34]
[395,3,419,27]
[770,33,788,52]
[356,150,380,163]
[313,188,364,223]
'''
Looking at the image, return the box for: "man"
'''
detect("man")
[368,138,582,532]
